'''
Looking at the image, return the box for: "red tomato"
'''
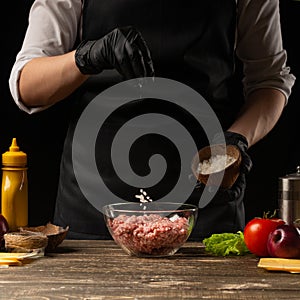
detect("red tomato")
[243,217,285,257]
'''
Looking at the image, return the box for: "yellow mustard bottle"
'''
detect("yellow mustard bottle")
[1,138,28,231]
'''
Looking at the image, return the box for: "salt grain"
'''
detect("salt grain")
[135,189,153,203]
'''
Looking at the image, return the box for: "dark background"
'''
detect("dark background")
[1,0,299,226]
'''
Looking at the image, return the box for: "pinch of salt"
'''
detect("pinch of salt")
[135,189,153,203]
[135,194,147,203]
[197,154,236,175]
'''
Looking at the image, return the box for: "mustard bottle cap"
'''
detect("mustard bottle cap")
[2,138,27,167]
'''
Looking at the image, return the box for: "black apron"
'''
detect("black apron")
[53,0,245,240]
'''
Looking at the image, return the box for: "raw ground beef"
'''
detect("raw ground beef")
[108,214,190,256]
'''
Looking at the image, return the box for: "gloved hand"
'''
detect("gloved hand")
[210,131,252,231]
[75,26,155,79]
[223,131,252,175]
[190,131,253,236]
[202,130,252,232]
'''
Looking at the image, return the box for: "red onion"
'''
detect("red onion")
[267,224,300,258]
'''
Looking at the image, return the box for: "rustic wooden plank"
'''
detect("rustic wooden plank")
[0,240,299,299]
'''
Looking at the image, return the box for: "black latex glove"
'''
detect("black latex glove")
[206,131,252,211]
[193,131,252,199]
[223,131,252,175]
[191,132,253,234]
[75,26,155,79]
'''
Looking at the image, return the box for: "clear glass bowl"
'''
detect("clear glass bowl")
[103,202,198,257]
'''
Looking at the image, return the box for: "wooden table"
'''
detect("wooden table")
[0,240,299,299]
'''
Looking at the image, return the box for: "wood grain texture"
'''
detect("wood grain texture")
[0,240,299,299]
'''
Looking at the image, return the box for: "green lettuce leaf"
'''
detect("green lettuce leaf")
[202,231,250,256]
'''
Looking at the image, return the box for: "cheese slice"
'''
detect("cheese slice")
[0,251,40,266]
[0,258,22,266]
[258,258,300,273]
[0,252,37,259]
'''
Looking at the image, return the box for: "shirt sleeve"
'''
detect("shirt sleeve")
[236,0,296,104]
[9,0,82,114]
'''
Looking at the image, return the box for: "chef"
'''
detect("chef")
[9,0,295,240]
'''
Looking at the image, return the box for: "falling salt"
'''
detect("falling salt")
[137,79,143,100]
[135,188,153,203]
[135,189,153,210]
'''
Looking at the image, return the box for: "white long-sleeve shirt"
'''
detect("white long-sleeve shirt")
[9,0,296,114]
